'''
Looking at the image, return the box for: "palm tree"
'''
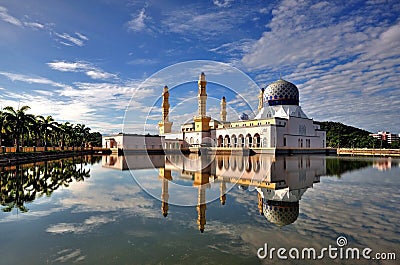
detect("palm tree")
[49,121,61,148]
[3,106,35,152]
[37,115,58,151]
[74,124,91,149]
[28,116,42,148]
[59,122,73,149]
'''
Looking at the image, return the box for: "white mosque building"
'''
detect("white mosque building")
[159,72,327,154]
[103,71,328,154]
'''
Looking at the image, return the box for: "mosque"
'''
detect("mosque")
[160,72,327,154]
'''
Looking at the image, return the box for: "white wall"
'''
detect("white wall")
[183,131,211,146]
[214,116,325,148]
[102,134,162,150]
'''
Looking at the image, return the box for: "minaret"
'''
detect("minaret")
[258,87,265,111]
[198,72,207,117]
[220,96,226,122]
[158,86,173,135]
[194,73,211,132]
[159,168,172,217]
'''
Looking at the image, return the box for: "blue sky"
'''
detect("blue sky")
[0,0,399,135]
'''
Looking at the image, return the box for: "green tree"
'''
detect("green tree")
[87,132,102,147]
[74,124,91,149]
[391,140,400,149]
[37,115,58,150]
[59,122,74,149]
[3,106,35,152]
[318,121,379,148]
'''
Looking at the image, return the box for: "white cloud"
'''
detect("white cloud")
[213,0,234,8]
[54,32,88,47]
[85,70,114,80]
[162,8,248,37]
[242,0,399,70]
[23,21,44,29]
[47,61,117,80]
[0,6,23,27]
[237,0,400,132]
[0,70,130,133]
[47,61,88,72]
[0,5,86,49]
[128,58,159,65]
[127,8,147,32]
[75,32,88,41]
[0,71,70,89]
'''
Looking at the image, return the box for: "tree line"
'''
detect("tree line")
[318,121,400,149]
[0,105,102,151]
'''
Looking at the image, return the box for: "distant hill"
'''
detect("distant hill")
[317,121,382,148]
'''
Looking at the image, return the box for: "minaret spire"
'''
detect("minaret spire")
[194,72,211,132]
[220,96,226,122]
[162,85,170,122]
[158,85,173,134]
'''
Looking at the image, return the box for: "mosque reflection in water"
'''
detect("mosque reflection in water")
[103,154,329,232]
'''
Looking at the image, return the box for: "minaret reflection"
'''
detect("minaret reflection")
[257,192,263,215]
[193,162,211,233]
[158,168,172,217]
[220,181,226,205]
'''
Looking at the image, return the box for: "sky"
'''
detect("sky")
[0,0,399,135]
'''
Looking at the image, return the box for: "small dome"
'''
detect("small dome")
[263,200,299,226]
[264,79,299,106]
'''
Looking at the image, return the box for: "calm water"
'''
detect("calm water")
[0,154,399,264]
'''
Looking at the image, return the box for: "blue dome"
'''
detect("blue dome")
[264,79,299,106]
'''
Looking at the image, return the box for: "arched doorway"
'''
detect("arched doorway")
[217,135,223,147]
[246,133,252,148]
[224,135,230,147]
[254,133,261,147]
[238,134,244,147]
[231,134,237,147]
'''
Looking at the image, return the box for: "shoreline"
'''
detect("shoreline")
[337,148,400,157]
[0,150,101,166]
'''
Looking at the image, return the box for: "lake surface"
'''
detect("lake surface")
[0,154,399,264]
